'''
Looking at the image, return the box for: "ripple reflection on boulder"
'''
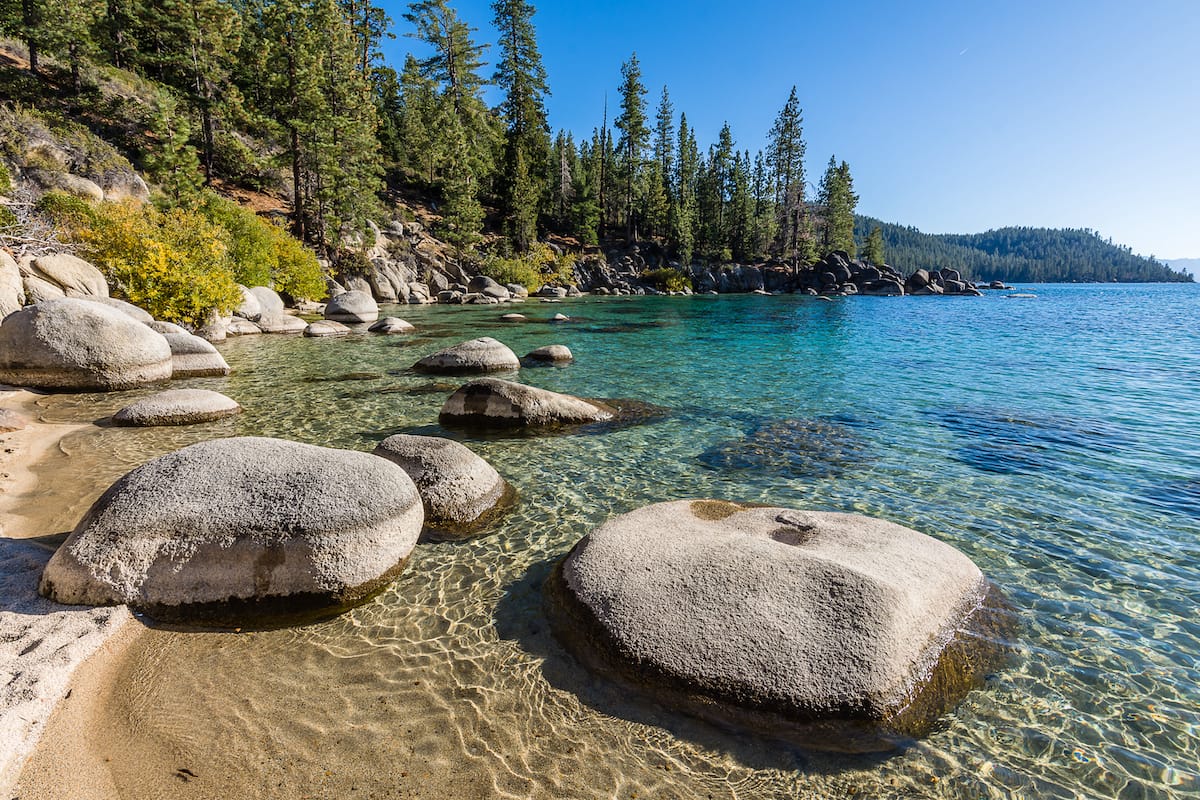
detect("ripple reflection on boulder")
[698,417,869,478]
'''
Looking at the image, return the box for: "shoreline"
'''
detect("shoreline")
[0,388,135,797]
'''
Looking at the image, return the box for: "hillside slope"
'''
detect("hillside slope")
[856,217,1191,283]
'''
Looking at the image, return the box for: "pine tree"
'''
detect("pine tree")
[614,53,648,242]
[751,150,776,258]
[492,0,551,253]
[729,150,754,262]
[672,112,699,265]
[767,86,807,263]
[864,224,885,266]
[817,156,858,256]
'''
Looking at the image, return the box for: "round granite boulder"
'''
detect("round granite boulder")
[413,337,520,374]
[226,318,263,336]
[524,345,573,363]
[112,389,241,426]
[0,299,173,390]
[146,320,189,336]
[304,319,351,337]
[369,317,415,334]
[546,500,1011,752]
[248,286,285,316]
[234,285,263,321]
[373,434,513,540]
[85,296,153,323]
[163,333,231,377]
[439,377,613,428]
[39,437,424,624]
[257,313,308,334]
[325,290,379,324]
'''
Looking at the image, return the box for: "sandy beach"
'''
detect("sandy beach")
[0,388,135,797]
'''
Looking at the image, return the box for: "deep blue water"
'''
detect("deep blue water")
[35,283,1200,798]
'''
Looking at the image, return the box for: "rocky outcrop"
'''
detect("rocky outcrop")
[368,317,415,334]
[163,333,230,377]
[325,290,379,324]
[39,437,424,624]
[523,345,573,364]
[373,434,512,540]
[0,298,172,390]
[413,337,520,374]
[304,320,351,337]
[112,389,241,426]
[439,378,614,428]
[546,500,1011,751]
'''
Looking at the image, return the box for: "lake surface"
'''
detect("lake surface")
[25,284,1200,798]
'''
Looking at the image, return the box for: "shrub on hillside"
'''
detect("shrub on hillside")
[481,243,577,293]
[34,191,96,235]
[81,202,241,326]
[642,267,691,292]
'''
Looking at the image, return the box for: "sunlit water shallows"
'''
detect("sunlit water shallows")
[24,285,1200,798]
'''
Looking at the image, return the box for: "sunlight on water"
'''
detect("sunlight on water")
[25,285,1200,798]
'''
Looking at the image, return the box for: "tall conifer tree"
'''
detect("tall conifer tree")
[614,53,648,242]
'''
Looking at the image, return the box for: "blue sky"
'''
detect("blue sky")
[380,0,1200,258]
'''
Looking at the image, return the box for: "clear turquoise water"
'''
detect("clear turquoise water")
[29,285,1200,798]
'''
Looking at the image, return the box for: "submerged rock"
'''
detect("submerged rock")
[163,333,231,377]
[698,417,869,478]
[373,434,513,540]
[546,500,1011,752]
[413,337,520,374]
[439,377,613,428]
[112,388,241,426]
[0,298,172,390]
[369,317,415,334]
[39,437,423,624]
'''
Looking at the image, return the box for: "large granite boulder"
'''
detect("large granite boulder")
[0,298,172,390]
[226,318,263,336]
[439,377,613,428]
[256,313,307,334]
[546,500,1011,751]
[234,285,262,321]
[146,320,189,336]
[22,254,109,298]
[163,333,230,377]
[325,290,379,324]
[373,434,513,540]
[467,275,511,300]
[86,296,153,323]
[369,317,415,334]
[112,389,241,426]
[1,251,25,319]
[39,437,424,624]
[248,286,285,316]
[413,337,520,374]
[304,319,351,337]
[524,345,573,364]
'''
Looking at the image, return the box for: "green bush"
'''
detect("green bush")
[642,267,691,292]
[0,205,16,229]
[35,191,96,234]
[481,243,577,293]
[0,161,12,195]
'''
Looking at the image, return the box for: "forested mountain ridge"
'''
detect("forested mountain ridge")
[855,217,1192,284]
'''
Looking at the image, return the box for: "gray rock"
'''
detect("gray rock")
[163,333,230,377]
[0,298,172,390]
[20,253,109,299]
[226,318,263,336]
[325,290,379,323]
[413,337,520,374]
[85,296,153,323]
[112,388,241,427]
[373,434,512,539]
[25,169,104,202]
[39,437,424,624]
[146,320,189,336]
[506,283,529,299]
[439,378,613,428]
[467,275,511,300]
[550,313,570,322]
[500,313,527,322]
[304,320,351,337]
[524,345,573,363]
[547,500,1009,751]
[234,285,263,321]
[98,171,150,203]
[437,290,463,304]
[248,286,285,316]
[256,313,307,334]
[369,317,415,334]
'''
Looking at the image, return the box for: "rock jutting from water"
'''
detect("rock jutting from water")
[304,320,352,338]
[413,337,521,374]
[38,437,424,625]
[368,317,415,334]
[545,499,1012,752]
[112,388,242,426]
[325,290,380,324]
[162,332,231,377]
[0,298,173,390]
[256,313,308,334]
[373,434,513,540]
[523,345,573,364]
[439,377,614,428]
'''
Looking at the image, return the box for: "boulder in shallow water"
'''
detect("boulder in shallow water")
[413,337,520,374]
[163,333,230,377]
[368,317,415,334]
[546,500,1011,752]
[39,437,424,624]
[439,377,613,428]
[373,434,512,539]
[304,319,351,337]
[0,298,172,390]
[257,313,307,334]
[112,388,241,426]
[524,345,573,363]
[226,318,263,336]
[324,290,379,324]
